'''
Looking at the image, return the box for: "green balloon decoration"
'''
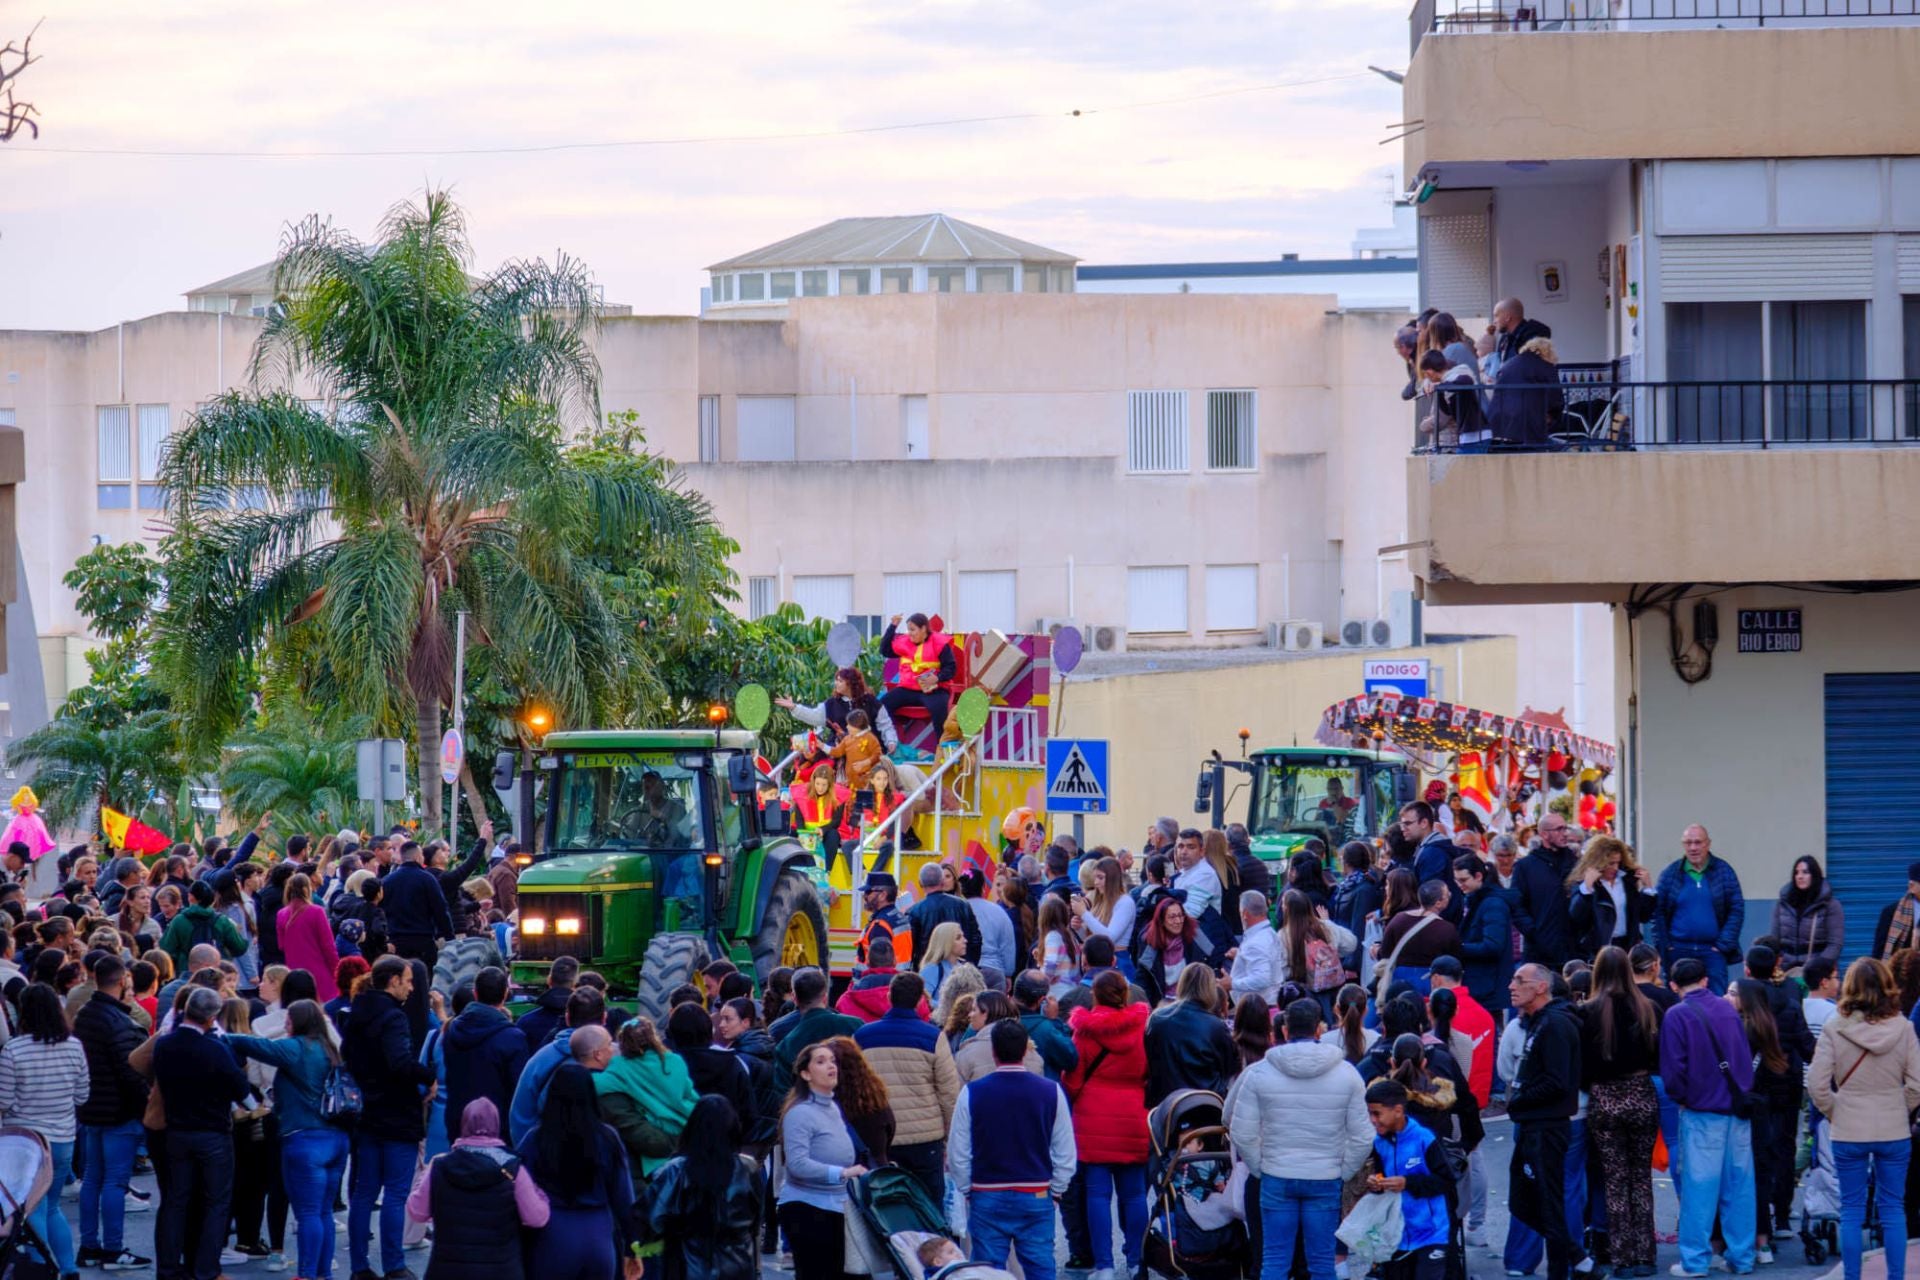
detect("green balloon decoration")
[735,683,772,733]
[954,687,991,738]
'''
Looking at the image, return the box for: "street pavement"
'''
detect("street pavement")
[87,1113,1846,1279]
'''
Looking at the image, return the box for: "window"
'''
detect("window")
[801,270,828,297]
[137,404,171,509]
[736,396,797,462]
[747,576,778,620]
[976,267,1013,294]
[880,269,914,294]
[0,408,12,426]
[901,395,929,459]
[957,570,1017,634]
[928,268,964,293]
[1023,265,1049,293]
[698,396,720,463]
[1128,566,1190,634]
[1206,390,1256,471]
[738,273,766,302]
[1205,565,1258,632]
[1127,390,1189,473]
[791,575,854,623]
[97,405,132,507]
[1905,297,1920,438]
[839,269,871,296]
[1667,299,1868,442]
[1668,302,1762,443]
[711,273,734,303]
[1771,301,1867,441]
[884,572,944,619]
[1053,267,1075,294]
[770,272,797,301]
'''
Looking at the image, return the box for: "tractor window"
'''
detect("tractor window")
[554,755,709,852]
[1370,768,1397,839]
[1252,762,1363,839]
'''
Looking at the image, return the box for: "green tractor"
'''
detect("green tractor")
[1194,745,1420,872]
[506,728,828,1019]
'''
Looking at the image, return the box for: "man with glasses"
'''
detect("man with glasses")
[1506,963,1592,1280]
[1652,825,1745,995]
[1514,815,1580,968]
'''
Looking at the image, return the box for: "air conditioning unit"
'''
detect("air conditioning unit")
[1387,590,1423,649]
[1033,616,1079,639]
[1086,624,1128,655]
[1340,617,1392,648]
[1268,620,1323,652]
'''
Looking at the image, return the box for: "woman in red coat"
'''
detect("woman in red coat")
[1064,970,1151,1279]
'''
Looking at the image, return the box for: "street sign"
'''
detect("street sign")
[1363,658,1429,698]
[439,729,463,785]
[1045,738,1109,814]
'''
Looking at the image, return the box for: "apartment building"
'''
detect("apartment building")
[1399,0,1920,947]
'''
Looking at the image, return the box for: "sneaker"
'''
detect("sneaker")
[1669,1268,1708,1279]
[124,1188,153,1212]
[75,1246,104,1268]
[219,1248,249,1266]
[101,1250,151,1272]
[266,1251,290,1272]
[236,1240,272,1258]
[62,1179,80,1199]
[1756,1249,1774,1265]
[1466,1226,1488,1247]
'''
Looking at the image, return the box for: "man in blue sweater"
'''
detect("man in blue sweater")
[949,1021,1077,1280]
[1659,956,1757,1278]
[1653,826,1745,995]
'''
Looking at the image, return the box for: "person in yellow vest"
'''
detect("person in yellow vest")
[788,762,853,873]
[880,613,956,737]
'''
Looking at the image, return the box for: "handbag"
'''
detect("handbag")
[1375,914,1438,1006]
[1715,1058,1763,1120]
[320,1061,364,1126]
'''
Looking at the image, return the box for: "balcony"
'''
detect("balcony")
[1404,374,1920,604]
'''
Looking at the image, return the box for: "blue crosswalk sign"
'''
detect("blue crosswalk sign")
[1045,738,1109,815]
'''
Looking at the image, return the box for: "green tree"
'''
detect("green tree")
[219,711,367,832]
[156,191,714,827]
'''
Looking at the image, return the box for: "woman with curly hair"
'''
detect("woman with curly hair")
[1566,834,1657,956]
[932,963,984,1038]
[1134,897,1207,1007]
[824,1036,894,1166]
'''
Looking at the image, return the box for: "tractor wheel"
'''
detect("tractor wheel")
[634,932,708,1022]
[752,871,829,983]
[432,935,504,999]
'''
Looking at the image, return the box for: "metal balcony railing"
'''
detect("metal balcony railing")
[1414,372,1920,451]
[1415,0,1920,52]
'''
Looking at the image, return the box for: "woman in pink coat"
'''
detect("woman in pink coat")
[278,873,341,1001]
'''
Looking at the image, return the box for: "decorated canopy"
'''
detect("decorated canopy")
[1315,692,1617,770]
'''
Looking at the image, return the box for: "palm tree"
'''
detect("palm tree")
[7,709,184,835]
[157,191,715,826]
[220,714,365,832]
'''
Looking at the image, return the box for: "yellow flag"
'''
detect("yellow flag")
[100,807,131,849]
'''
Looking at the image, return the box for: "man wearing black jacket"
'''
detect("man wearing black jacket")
[1226,824,1274,902]
[1507,964,1591,1280]
[1401,802,1465,926]
[442,965,530,1141]
[907,861,980,967]
[153,987,255,1280]
[344,956,437,1280]
[430,821,493,920]
[1514,815,1580,968]
[381,841,455,966]
[74,957,153,1271]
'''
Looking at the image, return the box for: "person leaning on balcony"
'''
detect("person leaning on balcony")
[1419,350,1486,453]
[1494,297,1553,365]
[1490,336,1566,449]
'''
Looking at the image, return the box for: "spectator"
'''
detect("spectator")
[953,991,1042,1083]
[1072,857,1135,978]
[1419,348,1487,453]
[1135,897,1207,1006]
[74,956,153,1272]
[908,862,981,968]
[1228,996,1371,1280]
[1144,963,1236,1105]
[1772,855,1844,973]
[1506,962,1589,1280]
[406,1096,550,1280]
[1731,978,1798,1264]
[1273,887,1353,998]
[1567,834,1657,956]
[1803,956,1841,1037]
[519,1063,635,1280]
[771,967,863,1094]
[1039,846,1077,907]
[1514,814,1581,968]
[948,1020,1077,1280]
[382,840,455,967]
[836,936,927,1023]
[1493,296,1552,366]
[1227,890,1280,1004]
[854,970,959,1206]
[213,865,262,990]
[486,842,522,917]
[1167,827,1222,930]
[1489,335,1565,448]
[518,955,579,1047]
[826,1036,895,1166]
[1873,863,1920,960]
[509,986,608,1139]
[152,985,255,1280]
[1652,825,1746,994]
[115,882,163,950]
[669,1001,759,1142]
[595,1016,699,1180]
[777,1042,870,1280]
[1399,804,1464,922]
[1065,971,1151,1280]
[1578,947,1660,1278]
[159,878,248,976]
[1012,969,1078,1081]
[343,955,437,1280]
[918,921,968,1002]
[443,964,530,1141]
[1452,855,1516,1012]
[278,873,340,1001]
[1037,896,1080,986]
[1363,1078,1463,1280]
[1377,880,1463,999]
[643,1095,763,1280]
[1659,956,1757,1278]
[0,983,92,1278]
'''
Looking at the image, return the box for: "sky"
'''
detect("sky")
[0,0,1412,331]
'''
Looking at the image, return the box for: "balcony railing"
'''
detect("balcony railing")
[1415,0,1920,51]
[1415,373,1920,451]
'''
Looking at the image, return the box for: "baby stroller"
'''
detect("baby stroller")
[846,1166,951,1280]
[1143,1089,1249,1280]
[0,1127,54,1278]
[1798,1107,1878,1265]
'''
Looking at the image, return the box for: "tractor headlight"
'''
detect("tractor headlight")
[522,917,547,935]
[555,917,582,936]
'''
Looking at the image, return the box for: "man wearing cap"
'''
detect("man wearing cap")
[856,870,910,971]
[1872,861,1920,960]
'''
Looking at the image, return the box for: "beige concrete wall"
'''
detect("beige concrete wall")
[1404,26,1920,174]
[1060,636,1519,850]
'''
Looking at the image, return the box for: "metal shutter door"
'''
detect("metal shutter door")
[1663,235,1874,302]
[791,575,853,622]
[957,571,1017,633]
[1824,673,1920,962]
[883,572,943,618]
[1898,236,1920,292]
[1128,566,1190,634]
[1419,199,1491,318]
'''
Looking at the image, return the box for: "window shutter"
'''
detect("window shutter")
[1663,235,1874,302]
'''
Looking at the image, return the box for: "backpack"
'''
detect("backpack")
[1305,937,1345,992]
[186,912,219,952]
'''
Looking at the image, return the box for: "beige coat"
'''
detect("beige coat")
[860,1027,961,1147]
[951,1032,1044,1085]
[1808,1011,1920,1143]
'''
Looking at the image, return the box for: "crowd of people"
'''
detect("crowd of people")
[1400,299,1567,452]
[6,793,1920,1280]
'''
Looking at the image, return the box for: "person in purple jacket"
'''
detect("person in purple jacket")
[1658,956,1757,1278]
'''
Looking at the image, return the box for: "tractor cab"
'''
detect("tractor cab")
[1196,746,1418,867]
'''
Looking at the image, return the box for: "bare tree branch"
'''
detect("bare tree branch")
[0,19,43,143]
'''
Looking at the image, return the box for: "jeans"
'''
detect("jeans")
[285,1126,351,1280]
[1084,1162,1148,1271]
[1505,1118,1588,1277]
[80,1117,145,1251]
[971,1189,1057,1280]
[158,1129,235,1280]
[349,1133,418,1275]
[1467,1146,1489,1231]
[1663,943,1729,995]
[1061,1164,1091,1260]
[1676,1109,1756,1276]
[1260,1175,1342,1280]
[1836,1138,1911,1280]
[27,1138,75,1274]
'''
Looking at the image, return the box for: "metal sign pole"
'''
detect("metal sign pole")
[449,611,468,847]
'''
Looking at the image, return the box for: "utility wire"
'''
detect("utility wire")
[17,70,1371,159]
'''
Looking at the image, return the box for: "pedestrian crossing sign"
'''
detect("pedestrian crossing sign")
[1045,738,1109,814]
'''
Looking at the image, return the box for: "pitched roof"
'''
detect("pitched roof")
[708,214,1077,271]
[185,262,278,297]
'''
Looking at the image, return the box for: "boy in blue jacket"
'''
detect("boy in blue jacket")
[1365,1079,1460,1280]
